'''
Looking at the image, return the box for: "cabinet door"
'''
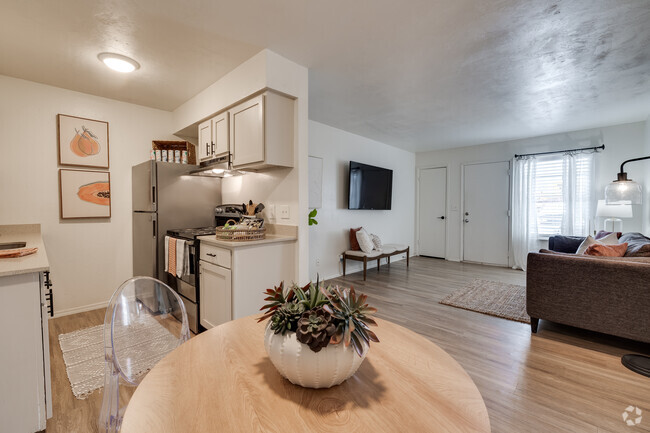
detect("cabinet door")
[231,94,264,167]
[198,119,212,161]
[199,261,232,329]
[212,112,229,156]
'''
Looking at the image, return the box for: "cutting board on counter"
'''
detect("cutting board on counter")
[0,247,38,258]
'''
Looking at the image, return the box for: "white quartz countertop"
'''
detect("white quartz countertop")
[0,224,50,277]
[197,233,297,249]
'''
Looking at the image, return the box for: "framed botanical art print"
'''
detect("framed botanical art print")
[59,169,111,219]
[57,114,109,168]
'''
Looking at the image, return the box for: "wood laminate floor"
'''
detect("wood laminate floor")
[46,257,650,432]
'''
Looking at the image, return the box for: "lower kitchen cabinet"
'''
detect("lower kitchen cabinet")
[199,261,232,329]
[197,237,296,329]
[0,271,52,432]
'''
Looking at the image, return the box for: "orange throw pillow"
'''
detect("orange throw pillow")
[349,227,363,251]
[584,243,628,257]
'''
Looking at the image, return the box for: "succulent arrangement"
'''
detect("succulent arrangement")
[259,279,379,357]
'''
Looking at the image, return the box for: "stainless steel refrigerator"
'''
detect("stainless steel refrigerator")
[132,161,221,279]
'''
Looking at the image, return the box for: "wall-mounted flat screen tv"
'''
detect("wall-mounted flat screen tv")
[348,161,393,210]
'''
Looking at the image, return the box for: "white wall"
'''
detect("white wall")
[172,50,310,284]
[308,121,416,280]
[0,75,174,315]
[416,121,648,262]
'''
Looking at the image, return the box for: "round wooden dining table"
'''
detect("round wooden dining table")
[121,316,491,433]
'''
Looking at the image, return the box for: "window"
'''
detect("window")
[533,154,593,237]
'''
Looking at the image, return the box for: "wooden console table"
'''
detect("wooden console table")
[121,315,490,433]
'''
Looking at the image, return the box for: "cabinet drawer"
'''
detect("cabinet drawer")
[200,243,231,268]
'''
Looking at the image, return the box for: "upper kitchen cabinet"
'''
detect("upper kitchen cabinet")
[198,112,230,162]
[198,119,212,161]
[230,91,294,169]
[211,112,229,157]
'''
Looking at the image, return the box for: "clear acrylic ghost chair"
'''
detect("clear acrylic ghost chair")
[98,276,190,432]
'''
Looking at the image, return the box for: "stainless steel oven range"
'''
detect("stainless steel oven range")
[165,227,216,334]
[166,205,243,333]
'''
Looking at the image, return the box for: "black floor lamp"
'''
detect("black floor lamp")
[605,155,650,378]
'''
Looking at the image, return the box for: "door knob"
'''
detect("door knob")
[437,216,445,220]
[464,219,469,223]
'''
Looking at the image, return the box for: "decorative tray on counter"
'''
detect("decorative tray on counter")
[215,218,266,241]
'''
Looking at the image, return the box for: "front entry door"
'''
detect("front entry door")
[463,161,510,266]
[418,167,447,258]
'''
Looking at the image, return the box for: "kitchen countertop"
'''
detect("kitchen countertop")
[0,224,50,277]
[197,233,297,249]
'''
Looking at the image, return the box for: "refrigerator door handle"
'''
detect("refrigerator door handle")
[153,219,157,237]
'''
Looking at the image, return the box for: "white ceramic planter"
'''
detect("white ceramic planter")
[264,325,367,388]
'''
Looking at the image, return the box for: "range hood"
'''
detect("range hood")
[189,154,246,178]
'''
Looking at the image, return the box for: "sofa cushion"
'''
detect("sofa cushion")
[345,249,383,258]
[584,243,628,257]
[356,228,374,253]
[576,233,618,254]
[349,227,362,251]
[548,235,585,253]
[619,232,650,257]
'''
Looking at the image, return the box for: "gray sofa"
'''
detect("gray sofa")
[526,249,650,344]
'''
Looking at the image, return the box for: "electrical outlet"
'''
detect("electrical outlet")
[316,258,320,267]
[279,205,290,219]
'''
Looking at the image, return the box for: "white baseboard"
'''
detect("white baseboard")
[53,300,109,318]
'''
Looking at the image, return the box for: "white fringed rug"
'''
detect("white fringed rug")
[440,279,530,324]
[58,315,178,399]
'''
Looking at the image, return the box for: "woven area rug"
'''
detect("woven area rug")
[440,279,530,324]
[58,315,178,399]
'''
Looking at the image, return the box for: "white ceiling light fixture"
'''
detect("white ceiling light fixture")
[97,53,140,73]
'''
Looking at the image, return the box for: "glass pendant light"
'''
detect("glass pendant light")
[604,173,642,205]
[605,156,650,205]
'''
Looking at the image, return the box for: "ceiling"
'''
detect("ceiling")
[1,0,649,152]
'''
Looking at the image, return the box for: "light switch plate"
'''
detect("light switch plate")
[267,204,276,219]
[279,205,290,219]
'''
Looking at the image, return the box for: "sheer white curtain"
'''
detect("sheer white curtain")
[512,157,538,271]
[561,153,594,235]
[512,152,594,270]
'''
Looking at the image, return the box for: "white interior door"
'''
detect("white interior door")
[463,162,510,265]
[418,167,447,258]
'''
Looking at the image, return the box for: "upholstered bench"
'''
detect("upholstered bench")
[343,244,409,280]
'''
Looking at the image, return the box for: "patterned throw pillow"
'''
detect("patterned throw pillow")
[356,229,374,253]
[584,243,628,257]
[370,234,382,251]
